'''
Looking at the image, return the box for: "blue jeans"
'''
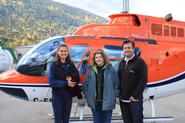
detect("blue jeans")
[120,99,144,123]
[52,93,72,123]
[91,102,112,123]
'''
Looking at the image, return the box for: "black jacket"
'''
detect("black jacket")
[118,55,148,100]
[48,61,82,99]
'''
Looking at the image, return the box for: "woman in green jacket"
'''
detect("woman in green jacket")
[83,49,119,123]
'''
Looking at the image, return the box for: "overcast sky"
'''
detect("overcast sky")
[53,0,185,21]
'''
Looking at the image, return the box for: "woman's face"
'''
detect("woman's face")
[95,53,104,66]
[57,46,68,60]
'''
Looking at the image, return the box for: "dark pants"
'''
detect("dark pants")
[52,93,72,123]
[91,102,112,123]
[120,99,143,123]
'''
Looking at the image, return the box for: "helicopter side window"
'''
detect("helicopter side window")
[70,45,90,75]
[17,37,64,76]
[104,45,141,70]
[134,47,141,56]
[104,45,123,70]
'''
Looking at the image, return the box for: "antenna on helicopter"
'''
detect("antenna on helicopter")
[121,0,129,13]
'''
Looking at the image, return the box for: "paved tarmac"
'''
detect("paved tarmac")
[0,90,185,123]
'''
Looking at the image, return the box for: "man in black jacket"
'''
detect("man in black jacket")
[118,40,148,123]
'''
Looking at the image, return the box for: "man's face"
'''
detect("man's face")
[123,43,134,58]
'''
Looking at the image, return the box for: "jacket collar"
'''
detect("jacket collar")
[124,54,135,61]
[92,64,109,74]
[123,54,137,63]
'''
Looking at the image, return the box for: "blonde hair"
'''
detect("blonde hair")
[55,44,72,64]
[92,49,110,66]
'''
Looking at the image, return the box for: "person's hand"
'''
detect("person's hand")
[67,81,76,87]
[129,96,139,102]
[66,76,76,87]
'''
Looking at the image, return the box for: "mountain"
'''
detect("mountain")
[0,0,107,48]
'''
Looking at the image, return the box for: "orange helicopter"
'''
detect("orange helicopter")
[0,0,185,122]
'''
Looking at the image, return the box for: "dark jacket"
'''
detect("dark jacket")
[48,61,82,99]
[95,65,105,101]
[118,55,148,100]
[83,64,119,110]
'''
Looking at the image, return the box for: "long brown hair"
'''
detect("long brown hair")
[55,44,72,64]
[92,49,110,66]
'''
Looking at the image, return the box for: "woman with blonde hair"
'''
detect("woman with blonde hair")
[83,49,119,123]
[48,44,82,123]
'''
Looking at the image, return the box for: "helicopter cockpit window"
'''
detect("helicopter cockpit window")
[104,45,141,70]
[70,45,90,75]
[16,37,64,76]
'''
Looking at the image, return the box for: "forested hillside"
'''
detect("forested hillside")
[0,0,106,47]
